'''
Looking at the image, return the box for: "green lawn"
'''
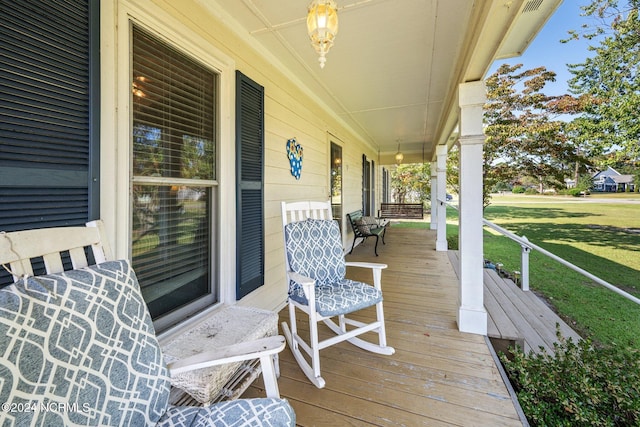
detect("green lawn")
[395,194,640,348]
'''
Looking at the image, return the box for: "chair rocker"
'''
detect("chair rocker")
[280,201,395,389]
[0,221,295,426]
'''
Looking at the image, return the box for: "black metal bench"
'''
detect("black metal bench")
[378,203,424,219]
[346,210,387,256]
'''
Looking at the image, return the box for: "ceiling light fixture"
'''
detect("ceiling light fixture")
[395,144,404,164]
[307,0,339,69]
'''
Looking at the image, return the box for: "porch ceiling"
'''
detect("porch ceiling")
[203,0,562,164]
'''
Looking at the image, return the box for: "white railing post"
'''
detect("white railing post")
[481,218,640,306]
[520,236,531,291]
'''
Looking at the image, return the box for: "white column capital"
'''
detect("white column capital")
[459,80,486,107]
[459,81,486,138]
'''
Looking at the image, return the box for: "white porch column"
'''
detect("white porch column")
[435,145,448,250]
[430,161,437,230]
[457,81,487,335]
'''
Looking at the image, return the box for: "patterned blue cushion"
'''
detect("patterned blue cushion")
[158,398,295,427]
[0,260,170,426]
[284,219,383,317]
[0,260,296,427]
[285,219,346,285]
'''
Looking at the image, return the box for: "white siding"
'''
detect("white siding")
[100,0,381,314]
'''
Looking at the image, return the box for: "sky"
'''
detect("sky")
[488,0,597,95]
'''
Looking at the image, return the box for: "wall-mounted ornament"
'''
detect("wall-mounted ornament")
[286,138,303,180]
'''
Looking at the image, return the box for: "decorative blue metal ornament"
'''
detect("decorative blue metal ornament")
[286,138,303,180]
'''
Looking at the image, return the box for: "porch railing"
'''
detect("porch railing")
[442,199,640,306]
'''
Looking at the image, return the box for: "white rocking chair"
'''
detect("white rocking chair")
[280,201,395,388]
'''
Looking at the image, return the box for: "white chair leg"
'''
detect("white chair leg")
[288,302,298,349]
[309,313,321,379]
[281,304,326,389]
[338,314,346,333]
[273,353,280,378]
[259,352,280,398]
[376,300,389,348]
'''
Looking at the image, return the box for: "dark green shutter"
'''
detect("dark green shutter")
[235,71,264,299]
[0,0,100,233]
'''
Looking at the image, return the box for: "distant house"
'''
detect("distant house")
[565,178,576,189]
[592,167,636,192]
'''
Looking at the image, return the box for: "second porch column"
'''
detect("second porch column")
[435,145,448,251]
[457,81,487,335]
[430,161,437,230]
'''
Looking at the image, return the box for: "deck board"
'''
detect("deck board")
[245,226,524,426]
[448,250,581,356]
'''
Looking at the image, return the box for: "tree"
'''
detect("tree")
[390,163,430,204]
[484,64,589,197]
[565,0,640,161]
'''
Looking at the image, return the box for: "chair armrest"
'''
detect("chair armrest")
[287,271,315,286]
[167,335,285,375]
[345,262,387,290]
[345,261,388,270]
[167,335,286,399]
[287,270,315,300]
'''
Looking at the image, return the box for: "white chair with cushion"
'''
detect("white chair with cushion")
[0,222,295,426]
[280,201,395,388]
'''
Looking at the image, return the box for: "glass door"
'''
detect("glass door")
[330,142,343,233]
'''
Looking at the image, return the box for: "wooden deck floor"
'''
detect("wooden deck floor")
[447,251,581,356]
[244,226,524,426]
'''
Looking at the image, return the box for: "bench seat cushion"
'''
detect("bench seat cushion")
[159,398,295,427]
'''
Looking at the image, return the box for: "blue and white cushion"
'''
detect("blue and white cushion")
[0,260,295,427]
[284,219,383,317]
[158,398,295,427]
[0,260,170,426]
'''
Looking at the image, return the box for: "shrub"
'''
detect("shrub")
[492,181,512,193]
[524,187,539,195]
[512,186,526,194]
[567,188,583,197]
[501,330,640,426]
[446,234,458,250]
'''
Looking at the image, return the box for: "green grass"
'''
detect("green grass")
[395,195,640,348]
[459,196,640,348]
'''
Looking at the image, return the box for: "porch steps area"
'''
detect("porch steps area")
[448,250,582,356]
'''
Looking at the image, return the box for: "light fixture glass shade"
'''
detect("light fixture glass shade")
[395,151,404,164]
[307,0,338,68]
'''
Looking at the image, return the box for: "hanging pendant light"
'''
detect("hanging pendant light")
[395,143,404,164]
[307,0,339,69]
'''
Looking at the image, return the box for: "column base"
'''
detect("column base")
[457,306,487,335]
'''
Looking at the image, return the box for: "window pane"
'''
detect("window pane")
[132,184,212,318]
[132,26,216,180]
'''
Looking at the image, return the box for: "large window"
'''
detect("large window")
[131,25,218,329]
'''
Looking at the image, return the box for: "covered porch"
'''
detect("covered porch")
[245,226,524,426]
